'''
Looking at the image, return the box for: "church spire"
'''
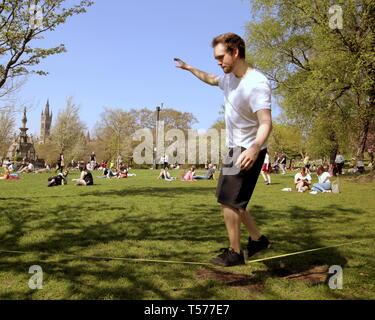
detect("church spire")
[45,99,50,116]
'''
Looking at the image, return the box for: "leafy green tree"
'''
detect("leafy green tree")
[269,122,307,159]
[245,0,374,160]
[0,108,15,157]
[94,108,137,162]
[0,0,93,97]
[50,97,86,159]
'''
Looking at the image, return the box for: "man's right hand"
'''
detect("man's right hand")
[174,58,191,71]
[174,58,219,86]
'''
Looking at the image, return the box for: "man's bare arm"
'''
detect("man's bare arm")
[174,58,219,86]
[252,109,273,151]
[236,109,273,171]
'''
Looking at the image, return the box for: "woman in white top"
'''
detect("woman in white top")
[261,152,272,185]
[311,165,331,194]
[294,167,312,192]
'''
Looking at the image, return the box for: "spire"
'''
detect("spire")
[45,99,50,116]
[22,107,27,128]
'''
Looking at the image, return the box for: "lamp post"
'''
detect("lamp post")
[154,105,161,169]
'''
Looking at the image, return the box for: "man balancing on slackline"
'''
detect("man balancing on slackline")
[174,33,273,267]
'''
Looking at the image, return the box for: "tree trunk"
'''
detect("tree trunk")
[356,118,370,160]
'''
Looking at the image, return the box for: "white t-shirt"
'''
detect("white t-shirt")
[294,173,312,182]
[219,69,272,149]
[318,172,331,184]
[264,153,270,165]
[28,163,34,171]
[335,155,344,164]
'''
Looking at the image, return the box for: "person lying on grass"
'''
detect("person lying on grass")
[192,163,216,180]
[72,167,94,186]
[47,171,69,187]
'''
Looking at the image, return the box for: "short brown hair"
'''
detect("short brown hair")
[317,165,326,176]
[212,33,246,59]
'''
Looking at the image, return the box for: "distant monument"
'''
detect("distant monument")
[7,108,37,162]
[40,99,53,144]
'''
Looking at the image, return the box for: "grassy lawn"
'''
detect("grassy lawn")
[0,169,374,300]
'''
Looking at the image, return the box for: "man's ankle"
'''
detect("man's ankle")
[250,235,262,241]
[230,247,241,254]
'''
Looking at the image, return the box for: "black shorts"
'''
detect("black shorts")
[216,147,267,210]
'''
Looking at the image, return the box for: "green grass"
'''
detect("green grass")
[0,169,374,300]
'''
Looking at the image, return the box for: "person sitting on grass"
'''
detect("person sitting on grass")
[118,167,128,179]
[47,171,69,187]
[72,167,94,186]
[157,168,175,181]
[192,163,216,180]
[310,165,332,195]
[181,166,196,181]
[294,167,312,192]
[356,159,365,174]
[18,161,34,173]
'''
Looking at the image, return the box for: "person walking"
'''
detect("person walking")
[279,152,287,175]
[261,151,272,185]
[175,32,272,267]
[335,151,345,175]
[55,153,64,173]
[90,152,96,170]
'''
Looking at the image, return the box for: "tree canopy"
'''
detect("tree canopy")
[0,0,93,97]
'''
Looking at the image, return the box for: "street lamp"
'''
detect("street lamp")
[154,105,162,169]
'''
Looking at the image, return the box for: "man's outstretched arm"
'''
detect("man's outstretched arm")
[174,58,219,86]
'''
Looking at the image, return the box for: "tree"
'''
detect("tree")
[210,105,225,131]
[50,96,86,159]
[93,107,198,166]
[0,108,15,158]
[132,107,197,131]
[245,0,375,160]
[0,0,93,97]
[269,122,307,159]
[94,108,137,162]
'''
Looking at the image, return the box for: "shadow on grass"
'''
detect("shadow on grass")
[0,187,370,299]
[79,186,217,199]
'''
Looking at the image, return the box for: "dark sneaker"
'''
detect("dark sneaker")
[246,235,271,258]
[210,248,245,267]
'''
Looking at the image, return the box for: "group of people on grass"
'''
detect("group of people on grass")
[47,166,94,187]
[294,165,332,194]
[157,163,216,182]
[260,151,333,194]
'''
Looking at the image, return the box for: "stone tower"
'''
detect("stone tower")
[7,108,36,162]
[40,99,52,144]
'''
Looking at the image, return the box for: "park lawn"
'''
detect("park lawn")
[0,169,374,300]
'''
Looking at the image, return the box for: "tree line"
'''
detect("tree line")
[0,0,374,166]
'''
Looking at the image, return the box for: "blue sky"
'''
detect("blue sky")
[10,0,280,136]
